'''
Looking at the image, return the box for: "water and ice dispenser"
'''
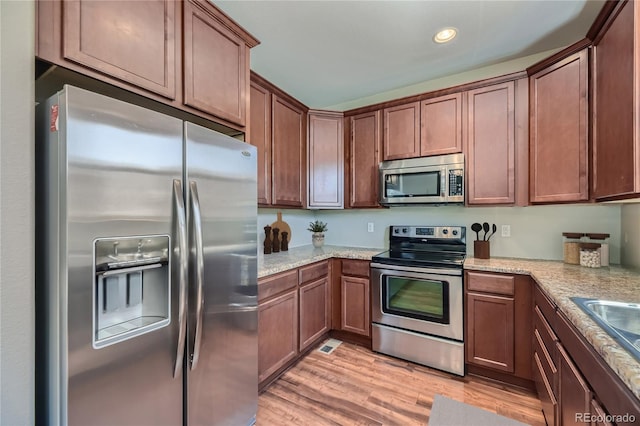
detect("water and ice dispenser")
[94,235,170,348]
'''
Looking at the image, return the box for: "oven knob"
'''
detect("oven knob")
[402,228,408,234]
[452,230,458,236]
[442,229,448,235]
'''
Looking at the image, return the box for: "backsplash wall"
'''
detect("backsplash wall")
[318,205,621,262]
[261,204,622,263]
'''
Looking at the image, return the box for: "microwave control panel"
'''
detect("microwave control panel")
[448,169,464,196]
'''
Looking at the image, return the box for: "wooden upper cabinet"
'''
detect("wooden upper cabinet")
[62,0,178,99]
[37,0,258,131]
[183,0,247,126]
[466,81,516,205]
[272,94,306,207]
[249,80,271,206]
[308,111,344,209]
[348,111,382,208]
[383,101,421,160]
[530,49,589,203]
[592,0,639,200]
[421,93,463,156]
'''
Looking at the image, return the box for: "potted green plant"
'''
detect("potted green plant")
[307,220,328,248]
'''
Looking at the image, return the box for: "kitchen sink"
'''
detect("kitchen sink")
[571,297,640,362]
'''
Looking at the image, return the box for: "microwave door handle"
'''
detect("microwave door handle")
[441,171,446,197]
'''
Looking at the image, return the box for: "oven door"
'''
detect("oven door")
[371,263,463,341]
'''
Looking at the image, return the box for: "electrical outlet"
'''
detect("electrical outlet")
[367,222,374,233]
[501,225,511,238]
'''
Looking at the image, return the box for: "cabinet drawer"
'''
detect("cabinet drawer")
[341,259,370,278]
[299,261,329,284]
[535,306,558,361]
[534,352,558,426]
[258,269,298,302]
[534,284,556,329]
[534,329,557,393]
[466,272,514,296]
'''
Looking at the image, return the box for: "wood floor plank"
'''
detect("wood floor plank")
[257,342,545,425]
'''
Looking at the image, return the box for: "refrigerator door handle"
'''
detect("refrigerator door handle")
[173,179,188,378]
[189,181,205,370]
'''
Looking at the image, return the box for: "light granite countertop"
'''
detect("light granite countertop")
[258,245,383,278]
[465,257,640,400]
[258,246,640,400]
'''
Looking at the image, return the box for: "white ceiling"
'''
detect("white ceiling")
[214,0,605,109]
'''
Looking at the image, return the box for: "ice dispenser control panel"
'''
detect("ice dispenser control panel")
[93,235,170,348]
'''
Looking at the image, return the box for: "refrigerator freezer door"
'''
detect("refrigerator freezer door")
[185,122,258,425]
[39,86,184,425]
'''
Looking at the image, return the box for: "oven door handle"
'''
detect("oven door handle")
[370,262,462,277]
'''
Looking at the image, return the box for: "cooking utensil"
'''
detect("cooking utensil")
[482,222,490,241]
[471,223,482,241]
[270,211,292,243]
[487,224,497,241]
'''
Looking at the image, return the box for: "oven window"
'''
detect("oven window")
[382,276,450,324]
[385,171,440,198]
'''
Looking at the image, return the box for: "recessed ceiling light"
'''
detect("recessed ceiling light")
[434,27,457,44]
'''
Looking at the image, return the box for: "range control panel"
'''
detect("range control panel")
[391,225,465,240]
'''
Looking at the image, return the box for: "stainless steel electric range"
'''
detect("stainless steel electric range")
[371,225,466,376]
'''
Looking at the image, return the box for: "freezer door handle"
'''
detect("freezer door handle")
[173,180,188,378]
[189,181,205,371]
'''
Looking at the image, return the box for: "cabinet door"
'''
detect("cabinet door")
[258,289,298,383]
[272,94,306,207]
[349,111,382,208]
[183,0,247,126]
[590,399,613,426]
[249,81,272,205]
[308,111,344,208]
[592,0,638,200]
[421,93,463,156]
[530,50,589,203]
[558,344,592,426]
[466,292,515,373]
[299,277,330,351]
[62,0,177,99]
[383,102,421,160]
[340,276,370,336]
[466,81,516,205]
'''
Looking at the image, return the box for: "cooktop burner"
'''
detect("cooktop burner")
[372,225,466,269]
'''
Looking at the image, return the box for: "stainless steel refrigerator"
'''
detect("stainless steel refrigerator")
[36,85,258,425]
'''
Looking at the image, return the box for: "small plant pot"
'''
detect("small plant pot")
[312,232,325,248]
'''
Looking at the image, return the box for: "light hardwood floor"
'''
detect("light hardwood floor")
[257,341,545,425]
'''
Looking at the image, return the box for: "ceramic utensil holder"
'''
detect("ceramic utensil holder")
[474,240,490,259]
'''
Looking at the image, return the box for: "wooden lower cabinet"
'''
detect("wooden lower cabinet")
[340,276,370,336]
[533,283,640,425]
[466,292,515,372]
[558,343,591,426]
[258,261,330,388]
[465,271,532,384]
[258,288,298,383]
[299,276,330,350]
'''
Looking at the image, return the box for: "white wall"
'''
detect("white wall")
[326,48,561,111]
[0,0,35,424]
[620,203,640,267]
[303,204,621,263]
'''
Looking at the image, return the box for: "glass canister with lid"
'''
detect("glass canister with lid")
[585,233,610,267]
[580,242,602,268]
[562,232,585,265]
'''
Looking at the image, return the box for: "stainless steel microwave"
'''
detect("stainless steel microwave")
[379,153,464,206]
